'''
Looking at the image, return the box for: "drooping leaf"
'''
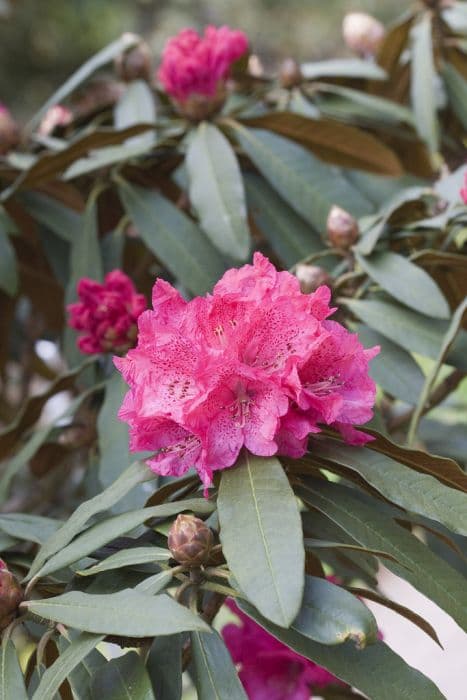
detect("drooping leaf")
[77,546,171,576]
[299,480,467,630]
[230,124,372,232]
[443,62,467,129]
[291,576,378,647]
[311,440,467,535]
[0,514,63,545]
[0,640,28,700]
[147,635,183,700]
[190,631,248,700]
[300,58,387,81]
[90,652,155,700]
[238,601,444,700]
[19,191,82,242]
[356,325,425,404]
[410,14,438,153]
[218,452,304,627]
[114,79,156,149]
[135,569,175,596]
[186,122,250,260]
[355,251,450,319]
[24,589,210,636]
[0,222,17,296]
[312,84,414,127]
[304,538,400,566]
[117,179,226,296]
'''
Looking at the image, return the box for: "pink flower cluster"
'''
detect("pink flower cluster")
[68,270,146,355]
[115,254,378,489]
[222,598,342,699]
[157,25,248,102]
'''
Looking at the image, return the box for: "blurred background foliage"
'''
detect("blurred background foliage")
[0,0,408,119]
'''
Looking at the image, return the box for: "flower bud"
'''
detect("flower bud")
[115,40,152,83]
[342,12,385,57]
[174,85,227,122]
[279,58,302,89]
[0,560,23,630]
[0,105,19,154]
[168,514,214,566]
[295,264,332,294]
[327,205,359,250]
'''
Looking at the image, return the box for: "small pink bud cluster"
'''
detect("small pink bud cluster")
[157,25,248,118]
[68,270,146,355]
[115,254,378,491]
[38,105,73,137]
[342,12,385,57]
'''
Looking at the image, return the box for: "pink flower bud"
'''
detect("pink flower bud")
[0,560,23,631]
[342,12,385,57]
[168,514,214,566]
[327,205,359,250]
[38,105,73,137]
[279,58,302,89]
[295,264,332,294]
[0,104,19,154]
[115,40,152,83]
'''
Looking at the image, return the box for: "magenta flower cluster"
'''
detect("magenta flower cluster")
[157,25,248,102]
[68,270,146,355]
[222,598,342,699]
[115,254,378,489]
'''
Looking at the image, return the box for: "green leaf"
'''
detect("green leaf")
[32,633,104,700]
[356,325,425,404]
[299,480,467,630]
[312,441,467,535]
[356,251,449,319]
[186,122,250,260]
[230,124,372,232]
[304,538,400,565]
[443,62,467,129]
[0,641,28,700]
[19,191,82,242]
[33,498,213,580]
[218,452,304,627]
[77,546,171,576]
[90,652,155,700]
[135,569,175,595]
[313,84,414,127]
[147,635,183,700]
[0,514,63,545]
[117,179,226,296]
[344,298,467,370]
[190,631,247,700]
[28,33,141,130]
[114,80,156,149]
[0,220,17,296]
[244,173,322,266]
[28,460,156,580]
[64,141,152,180]
[300,58,387,81]
[410,15,438,153]
[24,590,210,636]
[292,576,377,647]
[239,601,445,700]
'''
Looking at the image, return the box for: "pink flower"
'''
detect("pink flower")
[461,172,467,205]
[157,25,248,103]
[115,253,378,490]
[68,270,146,355]
[38,105,73,136]
[222,598,342,699]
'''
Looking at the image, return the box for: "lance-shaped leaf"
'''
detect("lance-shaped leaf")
[117,179,226,296]
[191,631,248,700]
[218,453,304,627]
[0,514,63,545]
[230,124,372,232]
[238,601,445,700]
[443,62,467,129]
[77,546,171,576]
[311,441,467,535]
[300,58,387,80]
[90,652,155,700]
[355,251,449,319]
[147,635,183,700]
[28,460,156,580]
[411,14,439,153]
[19,191,82,242]
[32,632,104,700]
[291,575,377,647]
[186,122,250,260]
[299,480,467,631]
[0,223,17,296]
[114,79,156,149]
[0,641,28,700]
[23,589,210,636]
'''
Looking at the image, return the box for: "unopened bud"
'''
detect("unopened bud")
[0,105,19,154]
[168,514,213,566]
[115,41,152,83]
[38,105,73,137]
[295,264,332,294]
[342,12,385,57]
[0,560,23,630]
[175,85,226,122]
[327,205,359,250]
[279,58,302,89]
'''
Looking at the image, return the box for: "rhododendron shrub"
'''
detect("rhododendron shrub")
[1,6,466,699]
